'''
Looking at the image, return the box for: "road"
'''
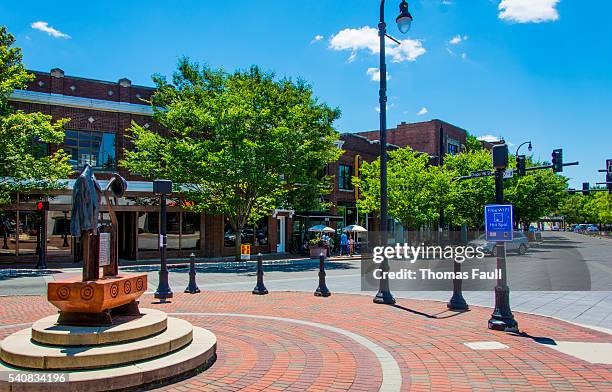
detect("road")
[1,231,611,329]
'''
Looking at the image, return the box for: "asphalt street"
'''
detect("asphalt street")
[1,231,610,329]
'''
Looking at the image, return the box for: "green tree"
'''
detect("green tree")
[505,166,568,227]
[353,147,450,229]
[0,26,72,205]
[444,149,495,229]
[464,133,484,152]
[121,59,341,259]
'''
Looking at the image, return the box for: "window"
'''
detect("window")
[447,143,459,156]
[64,130,116,170]
[224,217,269,247]
[338,164,353,190]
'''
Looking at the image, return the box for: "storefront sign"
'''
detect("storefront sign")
[241,244,251,260]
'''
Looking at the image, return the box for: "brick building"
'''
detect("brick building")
[1,69,467,264]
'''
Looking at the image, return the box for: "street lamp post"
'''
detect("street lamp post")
[488,142,518,332]
[515,141,532,157]
[153,179,173,302]
[374,0,413,305]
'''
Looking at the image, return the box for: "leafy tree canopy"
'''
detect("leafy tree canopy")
[121,58,342,257]
[0,26,72,205]
[354,147,450,229]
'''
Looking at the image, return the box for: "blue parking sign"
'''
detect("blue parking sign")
[485,204,513,241]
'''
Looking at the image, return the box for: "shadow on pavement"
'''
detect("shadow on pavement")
[122,259,358,275]
[391,303,469,319]
[0,269,63,282]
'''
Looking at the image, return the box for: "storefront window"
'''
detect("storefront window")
[0,212,17,256]
[137,212,158,251]
[47,211,71,256]
[167,212,180,250]
[181,212,200,250]
[224,217,268,247]
[17,211,39,255]
[64,130,116,171]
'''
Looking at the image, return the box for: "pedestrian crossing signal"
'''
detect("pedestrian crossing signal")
[36,201,49,211]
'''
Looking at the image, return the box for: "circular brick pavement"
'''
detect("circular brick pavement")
[0,292,611,391]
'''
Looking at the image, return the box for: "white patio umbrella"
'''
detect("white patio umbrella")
[342,224,367,233]
[308,224,335,233]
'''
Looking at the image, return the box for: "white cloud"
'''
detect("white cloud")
[31,21,71,39]
[461,52,467,60]
[366,67,391,82]
[442,0,453,5]
[498,0,560,23]
[311,34,324,43]
[477,134,502,143]
[449,34,468,45]
[329,26,426,63]
[416,107,428,116]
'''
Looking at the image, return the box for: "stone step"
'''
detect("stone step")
[31,308,167,346]
[0,317,192,370]
[0,326,217,392]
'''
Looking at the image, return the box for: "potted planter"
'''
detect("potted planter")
[308,238,328,258]
[309,245,328,258]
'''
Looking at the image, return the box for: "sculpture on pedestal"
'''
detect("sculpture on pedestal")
[48,164,147,325]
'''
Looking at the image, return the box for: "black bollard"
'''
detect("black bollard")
[314,251,331,297]
[184,253,200,294]
[252,253,268,295]
[447,260,469,311]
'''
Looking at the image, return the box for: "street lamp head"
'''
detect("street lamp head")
[528,141,532,152]
[396,0,412,34]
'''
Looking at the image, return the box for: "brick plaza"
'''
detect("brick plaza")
[1,292,611,391]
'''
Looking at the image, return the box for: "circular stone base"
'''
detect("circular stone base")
[31,308,167,346]
[1,317,193,370]
[0,326,216,392]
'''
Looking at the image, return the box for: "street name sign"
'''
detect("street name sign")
[503,169,514,179]
[485,204,514,242]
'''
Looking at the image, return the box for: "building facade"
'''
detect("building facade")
[1,69,467,264]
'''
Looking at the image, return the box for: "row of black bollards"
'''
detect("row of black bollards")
[182,252,332,297]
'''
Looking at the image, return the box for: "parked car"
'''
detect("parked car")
[469,231,530,256]
[585,224,599,233]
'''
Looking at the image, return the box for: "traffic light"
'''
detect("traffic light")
[35,201,49,212]
[552,148,563,173]
[582,182,590,195]
[516,155,526,176]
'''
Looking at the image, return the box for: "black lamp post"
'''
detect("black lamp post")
[374,0,413,305]
[488,143,518,332]
[515,141,532,157]
[153,179,173,302]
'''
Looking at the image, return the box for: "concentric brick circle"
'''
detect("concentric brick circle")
[0,292,611,392]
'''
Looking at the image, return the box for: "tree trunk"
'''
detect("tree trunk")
[234,228,242,262]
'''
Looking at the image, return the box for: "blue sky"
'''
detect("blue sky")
[2,0,611,188]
